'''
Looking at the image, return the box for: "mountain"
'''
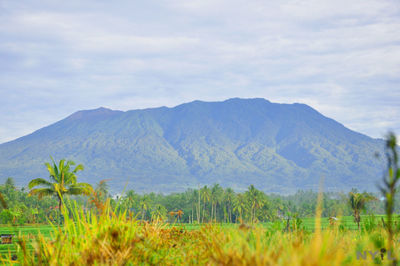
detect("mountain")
[0,98,385,193]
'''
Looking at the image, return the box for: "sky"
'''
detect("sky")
[0,0,399,144]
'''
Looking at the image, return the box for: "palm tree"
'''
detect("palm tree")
[176,209,184,223]
[245,185,263,223]
[224,188,235,223]
[201,186,211,223]
[348,191,376,229]
[196,186,201,224]
[210,184,223,222]
[139,196,151,221]
[28,158,93,218]
[125,190,137,212]
[233,193,247,223]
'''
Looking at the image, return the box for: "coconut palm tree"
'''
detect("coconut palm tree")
[245,185,264,223]
[201,186,211,222]
[125,190,138,212]
[224,188,235,223]
[139,196,151,221]
[233,193,247,223]
[348,191,376,229]
[28,158,93,217]
[196,186,201,224]
[176,209,184,223]
[210,184,223,222]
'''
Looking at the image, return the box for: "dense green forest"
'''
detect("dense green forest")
[0,177,389,225]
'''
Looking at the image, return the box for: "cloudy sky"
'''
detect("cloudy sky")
[0,0,399,143]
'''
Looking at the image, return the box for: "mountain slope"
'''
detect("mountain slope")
[0,98,385,193]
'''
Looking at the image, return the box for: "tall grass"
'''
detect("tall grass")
[1,198,398,265]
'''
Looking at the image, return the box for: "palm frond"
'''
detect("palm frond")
[65,172,77,185]
[73,164,84,173]
[67,183,93,196]
[28,178,53,189]
[58,159,66,174]
[50,156,60,177]
[29,188,55,199]
[45,162,57,180]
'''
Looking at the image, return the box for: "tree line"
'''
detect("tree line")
[0,175,391,225]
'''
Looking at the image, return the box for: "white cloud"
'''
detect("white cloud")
[0,0,399,143]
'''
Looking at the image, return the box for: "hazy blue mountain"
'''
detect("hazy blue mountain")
[0,98,386,193]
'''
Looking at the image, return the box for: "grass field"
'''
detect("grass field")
[0,214,395,260]
[172,214,396,231]
[0,225,54,257]
[0,207,397,265]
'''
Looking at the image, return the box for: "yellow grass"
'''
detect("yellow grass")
[2,201,398,265]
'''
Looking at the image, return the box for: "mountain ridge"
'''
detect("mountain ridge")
[0,98,385,193]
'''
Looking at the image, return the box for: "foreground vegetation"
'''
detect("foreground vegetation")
[0,201,399,265]
[1,214,398,259]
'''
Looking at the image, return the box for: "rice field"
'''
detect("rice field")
[0,213,398,265]
[173,214,396,231]
[0,225,53,257]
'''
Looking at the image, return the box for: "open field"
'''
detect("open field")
[1,214,399,264]
[0,208,398,265]
[174,215,399,231]
[0,225,53,256]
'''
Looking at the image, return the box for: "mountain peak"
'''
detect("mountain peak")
[224,97,270,103]
[67,107,122,121]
